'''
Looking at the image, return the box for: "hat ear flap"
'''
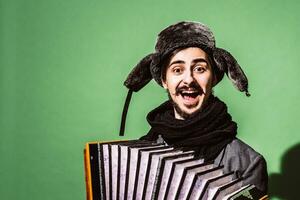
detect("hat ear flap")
[124,53,154,92]
[213,48,250,96]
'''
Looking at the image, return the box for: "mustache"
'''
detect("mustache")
[175,82,205,95]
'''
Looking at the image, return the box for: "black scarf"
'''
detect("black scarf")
[140,96,237,161]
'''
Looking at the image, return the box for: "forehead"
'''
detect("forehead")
[169,47,209,63]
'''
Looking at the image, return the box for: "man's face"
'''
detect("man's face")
[162,47,214,119]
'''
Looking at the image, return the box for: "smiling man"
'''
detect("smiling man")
[122,21,268,194]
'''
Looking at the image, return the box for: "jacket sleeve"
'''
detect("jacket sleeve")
[241,154,268,194]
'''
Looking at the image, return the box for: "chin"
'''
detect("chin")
[184,107,201,115]
[173,102,204,120]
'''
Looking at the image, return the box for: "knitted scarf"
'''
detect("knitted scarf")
[140,96,237,161]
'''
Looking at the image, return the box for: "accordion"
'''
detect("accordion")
[84,140,268,200]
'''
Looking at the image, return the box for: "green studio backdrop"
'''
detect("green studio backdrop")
[1,0,299,200]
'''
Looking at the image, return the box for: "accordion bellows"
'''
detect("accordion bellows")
[84,140,268,200]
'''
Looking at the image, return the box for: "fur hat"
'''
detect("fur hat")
[124,21,249,95]
[119,21,249,136]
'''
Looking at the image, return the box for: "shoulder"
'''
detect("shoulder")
[215,138,268,193]
[226,138,264,162]
[216,138,266,171]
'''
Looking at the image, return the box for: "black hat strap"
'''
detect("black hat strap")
[119,89,133,136]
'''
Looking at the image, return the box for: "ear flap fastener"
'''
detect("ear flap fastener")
[119,89,133,136]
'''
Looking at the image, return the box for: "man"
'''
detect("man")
[121,21,268,193]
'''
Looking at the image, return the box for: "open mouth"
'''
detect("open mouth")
[174,83,204,107]
[180,90,200,99]
[177,89,202,106]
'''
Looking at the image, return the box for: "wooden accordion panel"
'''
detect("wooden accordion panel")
[84,140,268,200]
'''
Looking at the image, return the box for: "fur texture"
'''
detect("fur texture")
[213,48,249,94]
[124,53,153,92]
[124,21,249,95]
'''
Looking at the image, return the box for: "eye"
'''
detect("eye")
[193,65,206,73]
[171,66,183,74]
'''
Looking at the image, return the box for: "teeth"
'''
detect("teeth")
[182,91,197,94]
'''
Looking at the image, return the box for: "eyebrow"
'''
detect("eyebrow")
[169,58,209,67]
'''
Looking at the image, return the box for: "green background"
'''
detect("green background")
[1,0,299,199]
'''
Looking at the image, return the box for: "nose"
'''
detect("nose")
[182,70,194,85]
